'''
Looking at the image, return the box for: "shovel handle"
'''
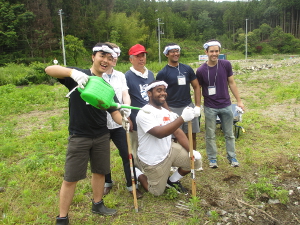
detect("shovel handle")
[188,121,196,197]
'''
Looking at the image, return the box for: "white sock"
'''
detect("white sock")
[169,170,183,182]
[135,167,143,178]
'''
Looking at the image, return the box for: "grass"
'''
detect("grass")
[0,60,300,224]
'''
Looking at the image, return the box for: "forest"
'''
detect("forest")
[1,0,300,65]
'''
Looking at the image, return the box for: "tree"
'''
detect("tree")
[259,23,272,41]
[196,10,213,34]
[64,35,87,66]
[0,1,34,49]
[23,0,54,58]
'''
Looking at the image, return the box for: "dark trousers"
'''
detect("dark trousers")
[105,127,136,187]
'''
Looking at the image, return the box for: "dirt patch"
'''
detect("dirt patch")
[15,108,68,136]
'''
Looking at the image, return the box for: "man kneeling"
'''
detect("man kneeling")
[135,81,202,196]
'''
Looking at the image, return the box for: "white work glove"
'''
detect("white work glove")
[189,150,202,161]
[122,114,129,132]
[194,106,201,117]
[236,106,244,114]
[181,106,195,122]
[120,106,131,118]
[70,69,89,89]
[170,111,179,121]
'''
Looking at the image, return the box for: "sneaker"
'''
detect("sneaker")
[209,160,218,168]
[56,215,69,225]
[92,200,117,216]
[230,158,239,167]
[166,178,188,194]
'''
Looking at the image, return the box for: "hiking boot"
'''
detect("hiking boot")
[166,178,188,194]
[56,215,69,225]
[129,189,143,199]
[209,160,218,168]
[230,158,239,167]
[92,200,117,216]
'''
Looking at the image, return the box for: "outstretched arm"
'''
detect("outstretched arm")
[45,65,72,79]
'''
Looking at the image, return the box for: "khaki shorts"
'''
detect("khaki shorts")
[138,142,201,196]
[64,133,110,182]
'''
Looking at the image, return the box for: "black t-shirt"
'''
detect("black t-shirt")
[58,68,117,138]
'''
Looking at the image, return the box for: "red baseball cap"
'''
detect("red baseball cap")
[128,44,148,55]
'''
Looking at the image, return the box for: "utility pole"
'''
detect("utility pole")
[245,18,248,60]
[58,9,66,66]
[157,18,164,63]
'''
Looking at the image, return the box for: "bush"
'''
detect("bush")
[0,62,54,86]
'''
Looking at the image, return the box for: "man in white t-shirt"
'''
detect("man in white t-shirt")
[135,81,202,196]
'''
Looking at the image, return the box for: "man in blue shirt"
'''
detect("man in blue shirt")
[156,43,201,150]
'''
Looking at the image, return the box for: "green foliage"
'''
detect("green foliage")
[232,62,241,71]
[246,178,289,204]
[64,35,88,66]
[274,82,300,101]
[0,62,54,86]
[165,187,179,200]
[209,210,220,222]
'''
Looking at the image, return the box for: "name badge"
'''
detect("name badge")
[208,86,216,95]
[177,75,186,85]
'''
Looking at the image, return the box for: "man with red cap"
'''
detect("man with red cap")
[125,44,155,171]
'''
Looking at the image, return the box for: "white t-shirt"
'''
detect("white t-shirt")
[136,104,174,165]
[103,69,129,129]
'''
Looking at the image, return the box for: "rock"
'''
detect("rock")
[289,190,294,195]
[0,187,5,193]
[248,216,255,222]
[217,209,227,216]
[222,217,230,222]
[241,212,247,218]
[268,199,280,204]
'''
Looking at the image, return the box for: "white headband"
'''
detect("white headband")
[92,45,117,58]
[203,41,221,50]
[145,81,168,92]
[163,45,181,55]
[113,47,121,57]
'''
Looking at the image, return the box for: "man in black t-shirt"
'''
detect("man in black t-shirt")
[45,43,127,225]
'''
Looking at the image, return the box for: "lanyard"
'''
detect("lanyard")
[207,62,218,86]
[168,63,184,76]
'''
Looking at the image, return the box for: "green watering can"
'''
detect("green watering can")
[77,76,142,111]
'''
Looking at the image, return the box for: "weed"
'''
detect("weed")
[209,210,220,222]
[165,186,179,200]
[245,177,289,204]
[232,62,241,71]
